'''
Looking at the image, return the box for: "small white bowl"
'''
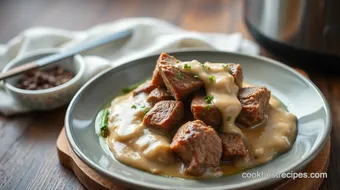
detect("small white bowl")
[3,49,85,110]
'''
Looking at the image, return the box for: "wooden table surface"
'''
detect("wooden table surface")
[0,0,338,189]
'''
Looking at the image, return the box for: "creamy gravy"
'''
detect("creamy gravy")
[175,61,242,135]
[98,61,297,178]
[235,97,297,168]
[106,93,180,175]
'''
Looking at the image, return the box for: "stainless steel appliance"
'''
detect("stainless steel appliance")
[244,0,340,72]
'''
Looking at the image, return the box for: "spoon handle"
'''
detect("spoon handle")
[0,29,132,81]
[0,62,38,80]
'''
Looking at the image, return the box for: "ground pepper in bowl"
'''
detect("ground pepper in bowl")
[17,66,75,90]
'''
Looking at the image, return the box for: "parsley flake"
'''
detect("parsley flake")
[193,74,199,79]
[184,63,191,69]
[143,107,151,114]
[204,95,214,104]
[205,105,211,110]
[176,72,184,79]
[226,116,232,122]
[223,64,229,68]
[100,127,108,138]
[201,63,211,70]
[209,75,215,81]
[99,108,110,138]
[131,105,137,109]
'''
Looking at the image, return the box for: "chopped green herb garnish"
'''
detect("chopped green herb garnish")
[131,105,137,109]
[121,82,143,94]
[205,105,211,110]
[184,63,191,69]
[209,75,215,81]
[141,105,146,109]
[176,72,184,79]
[176,60,180,63]
[223,64,229,68]
[193,74,199,79]
[121,78,150,94]
[143,107,151,114]
[201,63,211,70]
[99,108,110,138]
[204,95,214,104]
[226,116,232,122]
[100,127,108,138]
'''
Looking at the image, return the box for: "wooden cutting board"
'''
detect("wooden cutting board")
[56,68,330,190]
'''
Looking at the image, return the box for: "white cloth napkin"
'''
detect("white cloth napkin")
[0,18,259,116]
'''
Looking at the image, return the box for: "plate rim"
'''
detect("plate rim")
[65,50,332,190]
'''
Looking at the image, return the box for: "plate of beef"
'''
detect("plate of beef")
[65,51,331,190]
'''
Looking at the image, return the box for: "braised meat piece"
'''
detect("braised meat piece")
[143,100,184,133]
[190,92,222,129]
[237,86,271,126]
[228,63,243,88]
[170,120,222,176]
[159,65,203,100]
[133,80,157,96]
[151,53,178,87]
[147,87,173,104]
[220,133,247,160]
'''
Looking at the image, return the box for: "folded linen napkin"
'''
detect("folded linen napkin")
[0,17,259,116]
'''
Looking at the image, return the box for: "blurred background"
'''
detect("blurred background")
[0,0,339,189]
[0,0,245,42]
[1,0,339,71]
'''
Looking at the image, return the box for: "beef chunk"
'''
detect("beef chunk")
[229,64,243,88]
[170,120,222,176]
[151,53,178,87]
[190,92,222,129]
[133,80,157,96]
[220,133,247,160]
[237,86,271,126]
[147,87,173,104]
[159,65,203,100]
[143,100,184,133]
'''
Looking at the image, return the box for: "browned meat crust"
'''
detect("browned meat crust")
[159,65,203,100]
[170,120,222,176]
[236,87,271,126]
[219,133,247,160]
[151,53,178,87]
[190,92,222,129]
[133,80,157,96]
[143,100,184,133]
[229,63,243,88]
[147,87,173,105]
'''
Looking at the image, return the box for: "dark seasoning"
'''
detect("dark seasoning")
[17,66,75,90]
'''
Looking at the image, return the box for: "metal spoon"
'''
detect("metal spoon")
[0,30,132,81]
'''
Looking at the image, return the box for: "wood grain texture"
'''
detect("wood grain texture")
[0,0,338,190]
[57,128,125,190]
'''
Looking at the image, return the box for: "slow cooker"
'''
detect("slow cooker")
[244,0,340,73]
